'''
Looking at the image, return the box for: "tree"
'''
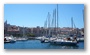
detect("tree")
[26,33,36,37]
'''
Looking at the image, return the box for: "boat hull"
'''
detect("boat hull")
[4,40,16,43]
[50,40,77,45]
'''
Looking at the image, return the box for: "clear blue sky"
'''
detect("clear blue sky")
[4,4,84,28]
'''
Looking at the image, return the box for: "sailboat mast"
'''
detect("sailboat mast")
[71,17,74,36]
[23,26,24,37]
[51,10,55,35]
[57,4,58,34]
[48,12,51,36]
[52,10,55,28]
[71,17,73,29]
[44,17,47,36]
[54,9,56,35]
[83,9,84,26]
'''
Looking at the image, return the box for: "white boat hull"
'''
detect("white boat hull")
[50,39,77,45]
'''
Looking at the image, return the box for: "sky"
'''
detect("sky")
[4,4,84,28]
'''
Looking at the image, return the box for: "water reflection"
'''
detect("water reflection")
[46,43,78,49]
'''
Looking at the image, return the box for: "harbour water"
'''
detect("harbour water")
[4,40,84,49]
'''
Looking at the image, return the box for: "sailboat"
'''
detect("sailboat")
[4,35,16,43]
[41,12,51,43]
[41,4,59,43]
[77,10,84,42]
[50,17,77,45]
[49,4,77,45]
[16,26,28,41]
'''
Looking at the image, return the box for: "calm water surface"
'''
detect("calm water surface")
[4,40,84,49]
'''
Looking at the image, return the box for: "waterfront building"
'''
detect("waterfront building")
[4,20,83,37]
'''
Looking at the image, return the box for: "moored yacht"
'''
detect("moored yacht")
[4,35,16,43]
[77,37,84,42]
[50,37,77,45]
